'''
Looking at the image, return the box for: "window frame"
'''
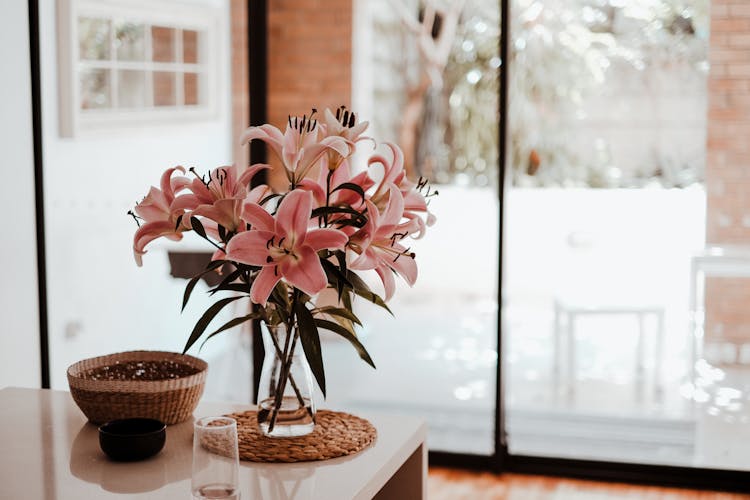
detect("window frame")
[56,0,221,137]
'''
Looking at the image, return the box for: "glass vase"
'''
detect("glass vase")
[256,323,316,437]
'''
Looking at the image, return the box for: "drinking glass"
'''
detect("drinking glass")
[192,416,240,500]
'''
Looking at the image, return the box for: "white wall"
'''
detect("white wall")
[0,1,42,389]
[39,0,236,389]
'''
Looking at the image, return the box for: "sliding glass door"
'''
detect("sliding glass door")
[504,0,750,473]
[326,0,502,456]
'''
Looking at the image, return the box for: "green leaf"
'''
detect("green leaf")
[199,312,260,350]
[294,300,326,397]
[259,193,282,206]
[334,251,348,300]
[342,289,352,311]
[310,206,367,224]
[314,306,362,326]
[329,217,366,229]
[321,259,351,291]
[347,271,392,315]
[314,319,376,369]
[331,182,365,201]
[182,296,244,354]
[207,268,244,296]
[209,282,251,296]
[190,216,208,239]
[270,282,290,308]
[182,259,226,312]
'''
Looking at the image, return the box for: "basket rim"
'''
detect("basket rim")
[67,350,207,393]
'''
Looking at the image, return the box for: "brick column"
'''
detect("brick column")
[266,0,352,189]
[705,1,750,351]
[231,0,249,170]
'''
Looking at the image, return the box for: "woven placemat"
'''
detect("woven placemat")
[223,409,377,463]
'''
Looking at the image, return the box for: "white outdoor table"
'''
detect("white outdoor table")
[0,388,427,499]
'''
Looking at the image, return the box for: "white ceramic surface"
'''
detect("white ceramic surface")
[0,388,426,499]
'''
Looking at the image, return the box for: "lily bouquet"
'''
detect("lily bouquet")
[130,107,435,436]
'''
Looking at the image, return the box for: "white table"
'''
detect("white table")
[553,297,665,400]
[0,388,427,499]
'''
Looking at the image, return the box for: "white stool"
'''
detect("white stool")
[553,298,665,399]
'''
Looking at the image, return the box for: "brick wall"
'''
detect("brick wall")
[266,0,352,188]
[705,1,750,347]
[231,0,249,169]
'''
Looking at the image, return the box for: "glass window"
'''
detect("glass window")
[78,17,110,61]
[151,26,175,63]
[66,4,211,125]
[344,0,501,456]
[502,0,750,473]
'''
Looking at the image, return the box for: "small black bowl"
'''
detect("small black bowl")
[98,418,166,461]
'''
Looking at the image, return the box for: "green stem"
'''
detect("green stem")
[267,289,301,432]
[266,322,306,409]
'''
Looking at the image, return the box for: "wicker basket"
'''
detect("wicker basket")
[67,351,208,425]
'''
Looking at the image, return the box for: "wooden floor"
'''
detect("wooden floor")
[428,468,750,500]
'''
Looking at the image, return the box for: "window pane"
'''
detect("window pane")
[118,70,146,108]
[184,72,199,105]
[338,1,500,456]
[183,30,200,64]
[502,0,750,473]
[115,22,146,61]
[80,69,110,109]
[152,26,175,62]
[78,17,110,61]
[153,71,176,106]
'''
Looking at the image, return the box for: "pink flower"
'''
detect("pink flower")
[226,190,348,305]
[182,164,267,232]
[368,142,436,238]
[132,167,192,266]
[321,106,370,143]
[240,111,353,184]
[297,160,374,210]
[349,186,417,301]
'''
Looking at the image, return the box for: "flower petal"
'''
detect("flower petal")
[275,190,312,245]
[250,266,282,306]
[241,202,275,232]
[279,245,327,297]
[305,228,348,252]
[379,186,405,231]
[237,163,270,188]
[133,220,182,266]
[375,265,396,301]
[389,248,417,286]
[225,229,274,266]
[160,166,186,197]
[240,124,285,162]
[295,136,353,180]
[191,199,241,231]
[296,179,327,206]
[349,247,378,271]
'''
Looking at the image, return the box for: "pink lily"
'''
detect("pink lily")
[182,163,268,232]
[240,111,353,185]
[132,166,192,266]
[297,159,374,209]
[226,190,348,305]
[367,142,436,238]
[349,186,417,301]
[320,106,371,143]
